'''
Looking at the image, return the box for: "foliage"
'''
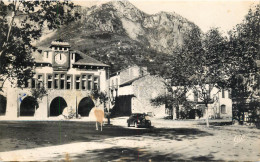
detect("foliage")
[91,90,109,107]
[65,106,77,119]
[227,4,260,123]
[150,94,169,107]
[0,1,80,91]
[179,101,200,119]
[150,81,188,118]
[30,86,47,101]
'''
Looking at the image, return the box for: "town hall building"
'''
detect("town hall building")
[0,40,109,119]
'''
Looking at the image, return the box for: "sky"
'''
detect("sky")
[73,0,257,34]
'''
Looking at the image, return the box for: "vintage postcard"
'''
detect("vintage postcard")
[0,0,259,161]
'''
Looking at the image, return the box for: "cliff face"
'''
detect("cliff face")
[38,1,200,72]
[82,1,198,53]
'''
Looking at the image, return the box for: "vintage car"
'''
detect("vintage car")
[127,113,151,128]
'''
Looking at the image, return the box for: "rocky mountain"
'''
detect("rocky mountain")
[38,1,200,73]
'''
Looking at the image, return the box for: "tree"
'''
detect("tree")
[29,86,47,112]
[192,28,231,127]
[155,27,231,127]
[227,4,260,124]
[150,27,203,120]
[0,1,80,91]
[150,82,188,119]
[91,89,111,124]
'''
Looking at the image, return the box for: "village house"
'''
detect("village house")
[109,65,167,117]
[177,85,233,119]
[0,40,109,119]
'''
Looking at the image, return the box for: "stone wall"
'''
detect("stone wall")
[131,75,166,117]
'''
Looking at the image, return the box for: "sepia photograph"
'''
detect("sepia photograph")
[0,0,259,161]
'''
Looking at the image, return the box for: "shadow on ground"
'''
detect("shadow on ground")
[56,147,218,161]
[0,121,212,152]
[144,127,213,141]
[197,121,232,126]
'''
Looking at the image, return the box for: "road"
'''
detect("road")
[0,119,259,161]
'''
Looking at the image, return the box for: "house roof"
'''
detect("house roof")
[31,49,47,63]
[72,50,109,67]
[119,75,148,87]
[50,41,71,48]
[110,64,139,77]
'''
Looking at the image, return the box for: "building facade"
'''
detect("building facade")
[109,65,167,117]
[175,85,232,119]
[0,40,108,119]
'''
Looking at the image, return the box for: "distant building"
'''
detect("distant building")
[109,65,167,117]
[0,40,109,119]
[176,85,232,119]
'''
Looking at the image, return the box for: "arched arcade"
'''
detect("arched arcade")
[50,97,68,116]
[78,97,95,117]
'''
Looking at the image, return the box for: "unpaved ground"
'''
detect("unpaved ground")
[0,118,259,161]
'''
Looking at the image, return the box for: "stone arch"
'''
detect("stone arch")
[20,96,38,116]
[0,95,7,115]
[78,97,95,117]
[50,97,67,116]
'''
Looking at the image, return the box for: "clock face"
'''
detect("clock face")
[55,53,66,64]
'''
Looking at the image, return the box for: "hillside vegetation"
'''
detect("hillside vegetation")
[38,1,200,73]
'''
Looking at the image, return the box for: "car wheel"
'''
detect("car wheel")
[134,122,138,128]
[127,122,130,127]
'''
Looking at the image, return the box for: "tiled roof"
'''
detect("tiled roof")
[72,50,109,67]
[50,41,71,47]
[119,75,148,87]
[110,64,138,76]
[31,49,46,63]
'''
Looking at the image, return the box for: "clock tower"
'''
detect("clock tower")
[51,40,70,71]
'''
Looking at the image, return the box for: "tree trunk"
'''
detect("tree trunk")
[205,104,209,127]
[176,98,180,119]
[176,104,179,119]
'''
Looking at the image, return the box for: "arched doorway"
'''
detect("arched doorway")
[20,96,38,116]
[78,97,95,116]
[0,95,7,115]
[50,97,67,116]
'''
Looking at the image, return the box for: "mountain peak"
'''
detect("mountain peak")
[39,1,200,69]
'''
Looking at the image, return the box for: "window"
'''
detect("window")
[82,75,87,90]
[31,78,36,88]
[54,74,59,89]
[228,90,231,99]
[60,74,65,89]
[37,75,43,88]
[48,75,52,89]
[66,76,71,89]
[24,80,29,88]
[221,105,226,114]
[75,76,80,90]
[222,89,225,98]
[46,52,48,58]
[87,75,92,90]
[94,77,99,90]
